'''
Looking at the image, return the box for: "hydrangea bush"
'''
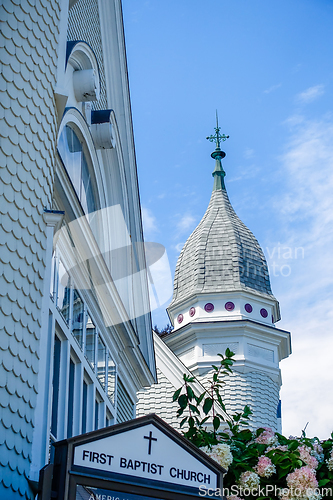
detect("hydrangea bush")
[172,349,333,499]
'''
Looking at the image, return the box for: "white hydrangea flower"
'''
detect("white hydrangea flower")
[201,443,233,471]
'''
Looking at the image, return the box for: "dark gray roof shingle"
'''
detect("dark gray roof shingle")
[169,189,273,309]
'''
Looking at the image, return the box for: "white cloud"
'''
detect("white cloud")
[270,115,333,438]
[297,84,325,104]
[177,214,196,233]
[175,242,185,253]
[278,115,333,223]
[243,148,255,159]
[141,206,157,236]
[264,83,282,94]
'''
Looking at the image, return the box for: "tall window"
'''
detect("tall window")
[107,353,116,404]
[82,380,88,434]
[72,289,84,348]
[67,359,75,438]
[51,336,61,438]
[56,260,70,324]
[85,314,96,368]
[97,336,106,389]
[58,125,97,215]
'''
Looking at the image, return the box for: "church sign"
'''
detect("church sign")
[49,414,224,499]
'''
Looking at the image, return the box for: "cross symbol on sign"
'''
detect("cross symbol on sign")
[144,431,157,455]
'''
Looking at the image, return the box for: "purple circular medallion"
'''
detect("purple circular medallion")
[189,307,196,317]
[245,303,253,313]
[204,303,214,313]
[260,308,268,318]
[225,301,235,311]
[177,314,183,324]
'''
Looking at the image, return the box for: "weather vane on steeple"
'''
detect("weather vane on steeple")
[206,111,229,150]
[207,111,229,191]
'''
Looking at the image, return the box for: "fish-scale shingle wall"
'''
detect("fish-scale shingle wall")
[137,368,279,433]
[68,0,107,110]
[201,369,279,431]
[0,1,60,497]
[136,368,183,431]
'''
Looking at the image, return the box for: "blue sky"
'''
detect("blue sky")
[122,1,333,439]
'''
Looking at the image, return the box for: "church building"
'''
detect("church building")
[0,0,291,498]
[137,122,291,433]
[0,1,156,498]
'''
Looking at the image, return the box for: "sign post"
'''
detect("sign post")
[49,414,225,499]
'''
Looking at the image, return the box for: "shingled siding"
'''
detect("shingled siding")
[201,369,280,432]
[170,189,273,310]
[136,369,183,431]
[137,368,279,434]
[68,0,107,110]
[0,1,60,497]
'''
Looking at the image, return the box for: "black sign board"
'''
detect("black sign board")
[47,414,225,499]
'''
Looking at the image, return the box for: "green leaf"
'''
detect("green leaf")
[172,388,182,402]
[186,386,195,401]
[237,429,252,442]
[203,398,213,415]
[213,416,220,430]
[189,417,195,428]
[225,348,235,357]
[189,404,200,415]
[196,393,205,405]
[178,394,188,409]
[242,405,252,417]
[318,479,330,487]
[200,416,210,426]
[288,440,299,451]
[180,416,187,427]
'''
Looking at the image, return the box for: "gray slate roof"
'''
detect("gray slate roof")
[169,188,273,309]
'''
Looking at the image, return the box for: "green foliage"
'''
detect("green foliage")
[154,324,173,335]
[172,349,333,499]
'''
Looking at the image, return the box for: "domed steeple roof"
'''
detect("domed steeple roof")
[168,120,275,312]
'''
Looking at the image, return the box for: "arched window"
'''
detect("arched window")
[58,124,98,215]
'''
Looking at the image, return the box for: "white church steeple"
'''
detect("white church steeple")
[164,118,291,431]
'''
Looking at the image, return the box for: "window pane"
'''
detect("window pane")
[58,125,97,215]
[51,336,61,437]
[85,314,96,369]
[82,381,88,434]
[107,353,116,404]
[57,260,70,324]
[58,125,81,196]
[50,252,56,299]
[81,153,96,215]
[67,359,75,438]
[97,336,106,389]
[94,399,99,430]
[72,289,84,348]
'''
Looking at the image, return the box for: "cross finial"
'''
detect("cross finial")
[206,111,229,149]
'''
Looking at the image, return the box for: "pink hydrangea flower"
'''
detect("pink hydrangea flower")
[279,466,321,500]
[255,427,277,445]
[227,496,244,500]
[254,455,276,478]
[298,445,318,470]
